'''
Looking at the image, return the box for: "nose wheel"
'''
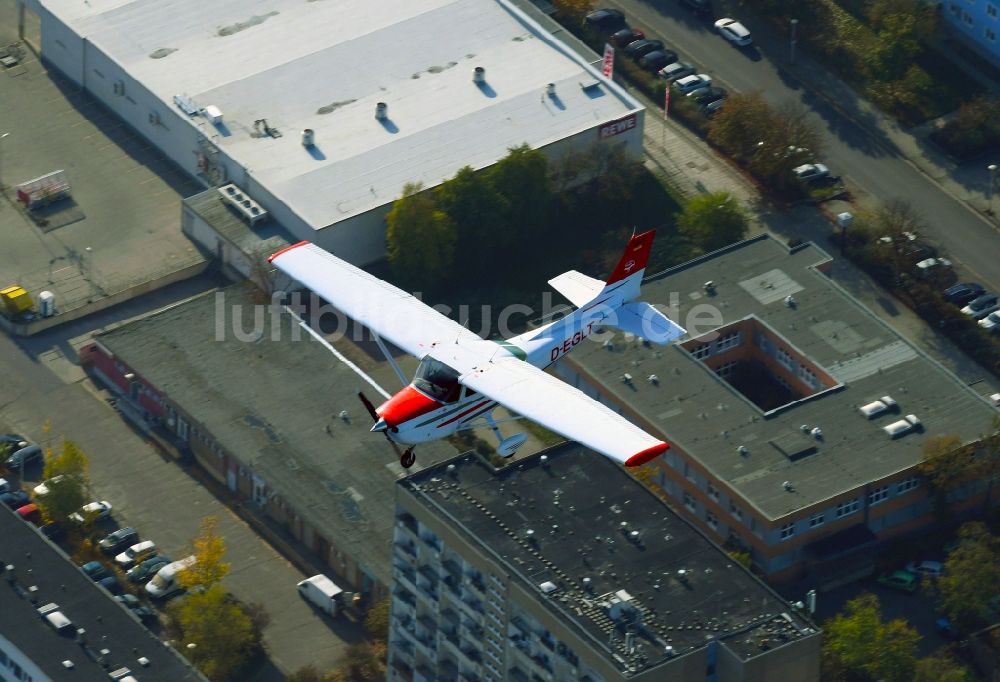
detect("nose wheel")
[400,448,416,469]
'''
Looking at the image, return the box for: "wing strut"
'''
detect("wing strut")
[371,331,408,389]
[284,305,391,400]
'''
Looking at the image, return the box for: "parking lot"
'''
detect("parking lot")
[0,303,364,678]
[0,0,206,322]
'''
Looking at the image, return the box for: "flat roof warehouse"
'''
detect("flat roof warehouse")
[36,0,643,231]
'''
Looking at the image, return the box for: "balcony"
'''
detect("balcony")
[417,614,437,640]
[396,540,418,560]
[395,566,418,592]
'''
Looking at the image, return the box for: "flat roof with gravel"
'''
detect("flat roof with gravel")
[563,237,998,520]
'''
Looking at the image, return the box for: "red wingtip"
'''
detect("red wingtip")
[624,442,669,467]
[267,240,310,264]
[607,229,656,285]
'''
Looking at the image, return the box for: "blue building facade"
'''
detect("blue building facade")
[944,0,1000,64]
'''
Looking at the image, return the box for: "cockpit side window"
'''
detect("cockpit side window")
[413,357,462,403]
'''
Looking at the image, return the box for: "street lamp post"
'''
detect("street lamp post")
[790,19,799,65]
[0,132,9,191]
[988,164,998,215]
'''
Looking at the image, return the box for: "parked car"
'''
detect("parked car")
[961,293,1000,319]
[100,527,140,555]
[16,503,41,524]
[81,560,110,581]
[700,98,725,116]
[905,560,944,578]
[681,0,711,13]
[0,434,29,448]
[793,163,830,182]
[127,555,171,583]
[297,574,347,617]
[584,8,626,30]
[877,570,918,593]
[69,500,113,525]
[115,540,158,569]
[687,86,727,105]
[639,50,678,73]
[32,475,66,497]
[131,605,158,625]
[0,477,10,494]
[936,617,958,638]
[98,575,122,594]
[1,491,31,509]
[715,18,752,46]
[115,594,142,609]
[672,74,712,94]
[39,522,65,541]
[943,282,985,306]
[659,60,696,81]
[5,443,42,469]
[979,311,1000,333]
[145,555,197,599]
[625,39,665,59]
[611,27,644,47]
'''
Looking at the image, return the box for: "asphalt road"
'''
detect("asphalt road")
[604,0,1000,293]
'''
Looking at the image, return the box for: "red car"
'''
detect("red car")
[16,502,42,524]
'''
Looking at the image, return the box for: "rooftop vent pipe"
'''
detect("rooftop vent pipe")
[473,66,485,84]
[375,102,388,121]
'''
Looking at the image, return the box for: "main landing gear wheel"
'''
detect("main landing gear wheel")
[400,449,416,469]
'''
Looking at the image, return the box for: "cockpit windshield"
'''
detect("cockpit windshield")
[413,357,462,403]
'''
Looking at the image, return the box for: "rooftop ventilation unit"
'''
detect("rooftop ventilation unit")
[648,374,659,385]
[473,66,486,84]
[704,281,715,293]
[302,128,315,147]
[737,445,749,456]
[859,396,897,419]
[202,104,223,125]
[375,102,388,121]
[546,83,556,97]
[783,481,794,491]
[217,183,269,227]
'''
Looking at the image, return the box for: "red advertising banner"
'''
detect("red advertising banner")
[602,43,614,80]
[598,113,638,140]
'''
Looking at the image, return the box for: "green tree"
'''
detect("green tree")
[363,597,391,642]
[917,434,970,516]
[676,191,748,253]
[332,642,386,681]
[287,666,326,682]
[435,166,509,277]
[939,522,1000,629]
[707,91,776,163]
[169,584,257,681]
[977,414,1000,511]
[487,144,551,249]
[179,515,230,590]
[552,0,594,22]
[822,593,920,682]
[37,439,91,525]
[914,653,971,682]
[386,183,457,289]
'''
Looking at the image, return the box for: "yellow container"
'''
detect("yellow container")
[0,285,34,315]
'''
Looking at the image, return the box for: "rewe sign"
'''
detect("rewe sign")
[598,113,637,140]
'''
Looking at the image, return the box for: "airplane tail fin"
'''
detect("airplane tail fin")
[545,229,686,346]
[604,230,686,345]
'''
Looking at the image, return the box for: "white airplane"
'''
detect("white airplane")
[269,230,686,469]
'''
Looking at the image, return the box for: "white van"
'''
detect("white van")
[145,555,196,599]
[297,574,344,616]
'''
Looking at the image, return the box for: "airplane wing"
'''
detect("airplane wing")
[457,356,668,467]
[268,241,475,358]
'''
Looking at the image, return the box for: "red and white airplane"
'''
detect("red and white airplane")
[269,230,685,469]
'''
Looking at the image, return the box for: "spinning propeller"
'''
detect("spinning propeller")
[358,391,416,468]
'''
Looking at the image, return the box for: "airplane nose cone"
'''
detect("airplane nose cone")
[371,418,388,433]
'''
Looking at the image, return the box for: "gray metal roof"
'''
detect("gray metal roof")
[43,0,643,230]
[96,285,458,587]
[403,445,820,672]
[564,237,998,520]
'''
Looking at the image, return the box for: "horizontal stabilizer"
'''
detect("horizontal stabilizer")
[548,270,606,308]
[612,302,686,345]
